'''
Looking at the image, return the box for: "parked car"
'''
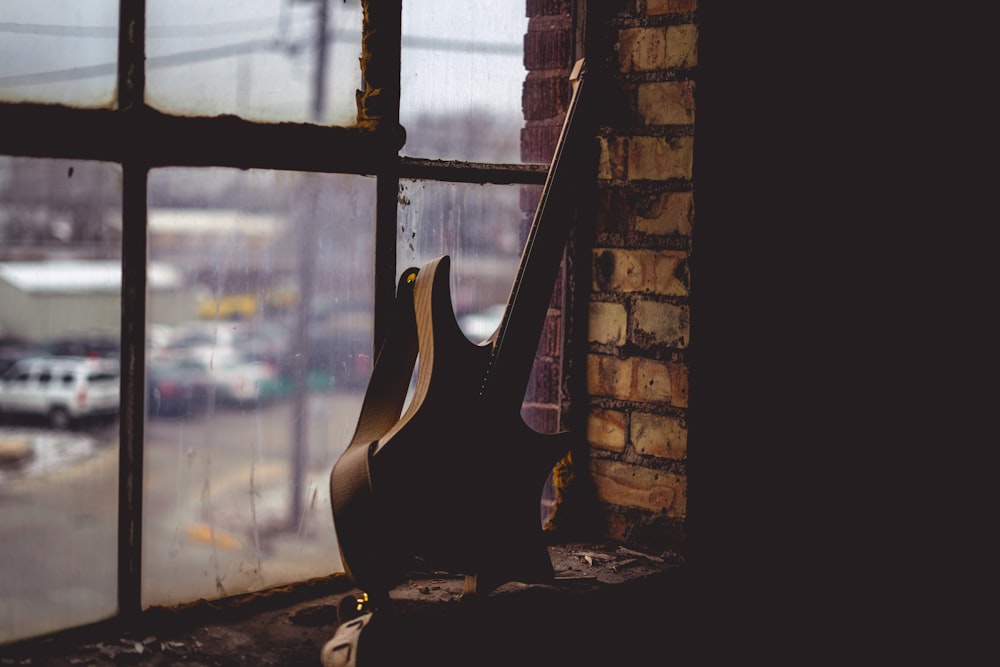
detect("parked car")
[147,358,212,418]
[0,339,46,376]
[0,356,120,429]
[159,350,284,406]
[44,334,120,360]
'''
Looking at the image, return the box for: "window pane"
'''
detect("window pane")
[0,1,119,107]
[143,167,374,608]
[397,180,541,342]
[401,1,527,163]
[146,0,362,125]
[0,157,121,643]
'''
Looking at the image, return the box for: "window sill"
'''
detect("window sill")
[2,541,688,666]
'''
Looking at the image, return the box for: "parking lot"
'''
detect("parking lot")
[0,391,363,644]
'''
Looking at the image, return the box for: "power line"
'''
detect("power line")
[0,31,520,88]
[0,18,277,39]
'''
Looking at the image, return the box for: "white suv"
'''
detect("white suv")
[0,356,120,429]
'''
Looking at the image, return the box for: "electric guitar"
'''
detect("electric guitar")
[330,59,594,600]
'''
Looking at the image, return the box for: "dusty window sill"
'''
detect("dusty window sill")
[2,541,688,666]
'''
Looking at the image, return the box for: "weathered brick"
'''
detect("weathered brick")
[617,27,669,72]
[589,459,687,517]
[631,411,687,459]
[665,361,688,408]
[526,0,572,18]
[633,299,690,348]
[589,301,627,346]
[647,0,697,14]
[586,354,677,404]
[592,248,690,296]
[627,135,694,181]
[587,353,632,400]
[634,191,693,236]
[633,357,674,403]
[522,404,561,435]
[521,124,562,163]
[523,74,569,121]
[525,357,561,404]
[597,136,627,180]
[587,409,627,452]
[665,24,698,68]
[637,80,695,126]
[524,29,572,70]
[537,312,562,357]
[595,188,629,233]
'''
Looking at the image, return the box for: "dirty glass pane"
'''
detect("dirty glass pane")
[0,1,118,107]
[397,180,541,343]
[401,1,527,163]
[146,0,362,125]
[0,157,121,643]
[143,167,374,608]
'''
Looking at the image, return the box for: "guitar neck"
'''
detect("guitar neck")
[482,58,593,405]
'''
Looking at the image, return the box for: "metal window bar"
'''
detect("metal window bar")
[0,0,549,645]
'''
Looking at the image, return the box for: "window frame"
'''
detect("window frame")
[0,0,548,640]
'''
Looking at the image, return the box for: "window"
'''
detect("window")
[0,0,554,647]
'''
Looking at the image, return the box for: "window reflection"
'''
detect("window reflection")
[0,157,121,644]
[143,167,374,607]
[0,1,118,107]
[146,0,363,125]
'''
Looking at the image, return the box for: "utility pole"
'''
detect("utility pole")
[311,0,330,123]
[290,0,331,530]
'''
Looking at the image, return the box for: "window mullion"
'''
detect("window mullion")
[116,0,147,622]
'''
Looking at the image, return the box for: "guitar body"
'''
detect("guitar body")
[331,60,593,599]
[331,257,569,596]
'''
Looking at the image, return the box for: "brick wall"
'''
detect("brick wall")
[523,1,696,553]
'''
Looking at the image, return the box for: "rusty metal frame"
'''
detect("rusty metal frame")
[0,0,549,647]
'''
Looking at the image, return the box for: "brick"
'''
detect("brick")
[647,0,697,14]
[525,357,561,404]
[617,27,669,72]
[634,191,693,236]
[633,299,689,348]
[526,0,572,17]
[592,248,690,296]
[633,357,674,403]
[589,459,687,517]
[595,188,629,233]
[537,313,562,357]
[665,24,698,68]
[586,354,678,404]
[587,409,627,452]
[627,135,694,181]
[666,361,688,408]
[588,301,627,346]
[631,411,687,459]
[521,124,563,163]
[522,404,561,434]
[524,29,572,70]
[523,75,569,121]
[597,136,627,180]
[587,353,632,400]
[637,80,695,126]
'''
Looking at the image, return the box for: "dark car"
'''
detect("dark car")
[0,340,46,376]
[45,335,120,360]
[147,358,212,418]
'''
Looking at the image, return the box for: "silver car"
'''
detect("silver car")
[0,356,120,429]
